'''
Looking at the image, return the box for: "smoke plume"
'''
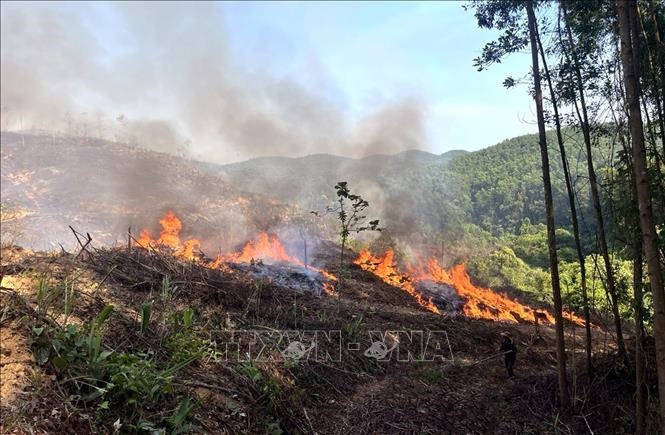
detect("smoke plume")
[1,2,429,163]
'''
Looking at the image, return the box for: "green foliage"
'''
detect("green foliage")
[511,222,577,268]
[160,275,179,300]
[558,255,637,321]
[36,276,78,322]
[343,315,364,339]
[467,247,552,304]
[30,303,197,432]
[238,361,281,412]
[330,181,380,269]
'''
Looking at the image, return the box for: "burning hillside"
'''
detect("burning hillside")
[134,212,580,325]
[355,248,585,325]
[0,132,293,251]
[135,212,336,296]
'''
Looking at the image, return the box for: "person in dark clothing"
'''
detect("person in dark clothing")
[500,332,518,377]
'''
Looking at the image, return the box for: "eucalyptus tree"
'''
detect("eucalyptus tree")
[558,0,627,362]
[468,0,570,407]
[617,1,665,432]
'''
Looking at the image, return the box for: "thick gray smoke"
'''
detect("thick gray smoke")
[0,2,429,163]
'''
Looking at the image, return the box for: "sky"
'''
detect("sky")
[0,1,535,163]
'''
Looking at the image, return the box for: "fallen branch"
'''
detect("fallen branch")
[69,225,94,262]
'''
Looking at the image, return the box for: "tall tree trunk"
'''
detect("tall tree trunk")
[617,1,665,432]
[561,3,627,363]
[633,191,647,435]
[526,0,570,408]
[647,0,665,154]
[537,23,593,376]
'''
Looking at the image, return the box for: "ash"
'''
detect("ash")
[415,280,464,314]
[229,260,330,296]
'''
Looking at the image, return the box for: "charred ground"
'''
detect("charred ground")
[0,132,291,251]
[0,243,658,434]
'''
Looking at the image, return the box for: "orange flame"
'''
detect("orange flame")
[357,249,585,325]
[135,212,201,260]
[223,233,294,264]
[136,213,336,286]
[220,232,337,283]
[354,249,440,314]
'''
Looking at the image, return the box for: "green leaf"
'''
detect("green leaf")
[141,303,152,334]
[182,308,194,328]
[52,356,69,369]
[95,304,115,328]
[171,397,195,427]
[96,350,114,363]
[32,326,44,336]
[84,386,107,402]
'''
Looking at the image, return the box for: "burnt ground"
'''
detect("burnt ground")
[0,244,660,434]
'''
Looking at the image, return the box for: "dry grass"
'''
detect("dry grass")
[0,244,659,434]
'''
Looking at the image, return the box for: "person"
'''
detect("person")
[499,332,518,377]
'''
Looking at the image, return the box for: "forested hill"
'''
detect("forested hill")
[433,128,614,237]
[201,128,614,249]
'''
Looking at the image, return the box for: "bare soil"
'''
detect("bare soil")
[0,245,658,434]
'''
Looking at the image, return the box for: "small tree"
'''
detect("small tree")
[329,181,381,271]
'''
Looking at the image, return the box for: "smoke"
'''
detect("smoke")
[1,2,429,163]
[352,97,427,157]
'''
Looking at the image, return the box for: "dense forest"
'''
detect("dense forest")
[463,0,665,430]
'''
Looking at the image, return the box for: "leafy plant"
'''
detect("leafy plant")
[30,303,197,431]
[35,276,78,321]
[329,181,381,271]
[160,275,179,300]
[238,361,281,412]
[343,315,364,339]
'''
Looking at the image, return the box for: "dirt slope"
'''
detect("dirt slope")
[0,132,290,252]
[0,244,655,434]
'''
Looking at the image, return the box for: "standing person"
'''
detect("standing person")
[500,332,518,377]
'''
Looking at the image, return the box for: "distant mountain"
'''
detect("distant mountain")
[195,148,466,211]
[2,129,609,259]
[0,132,290,251]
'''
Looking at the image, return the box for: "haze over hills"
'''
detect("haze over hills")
[1,128,604,260]
[0,132,291,251]
[204,129,604,250]
[196,148,466,209]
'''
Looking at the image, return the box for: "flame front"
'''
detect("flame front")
[223,233,295,264]
[357,249,585,325]
[135,212,201,260]
[220,232,337,283]
[354,249,440,314]
[136,213,336,286]
[409,258,548,323]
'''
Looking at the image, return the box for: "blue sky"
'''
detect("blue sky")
[221,1,535,154]
[1,1,536,162]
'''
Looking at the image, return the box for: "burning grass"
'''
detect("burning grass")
[0,240,654,434]
[134,212,337,296]
[355,248,587,326]
[134,213,585,325]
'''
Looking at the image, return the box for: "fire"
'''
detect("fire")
[409,258,543,323]
[223,233,295,264]
[354,249,440,314]
[220,232,337,283]
[135,212,201,260]
[357,249,585,325]
[136,213,336,287]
